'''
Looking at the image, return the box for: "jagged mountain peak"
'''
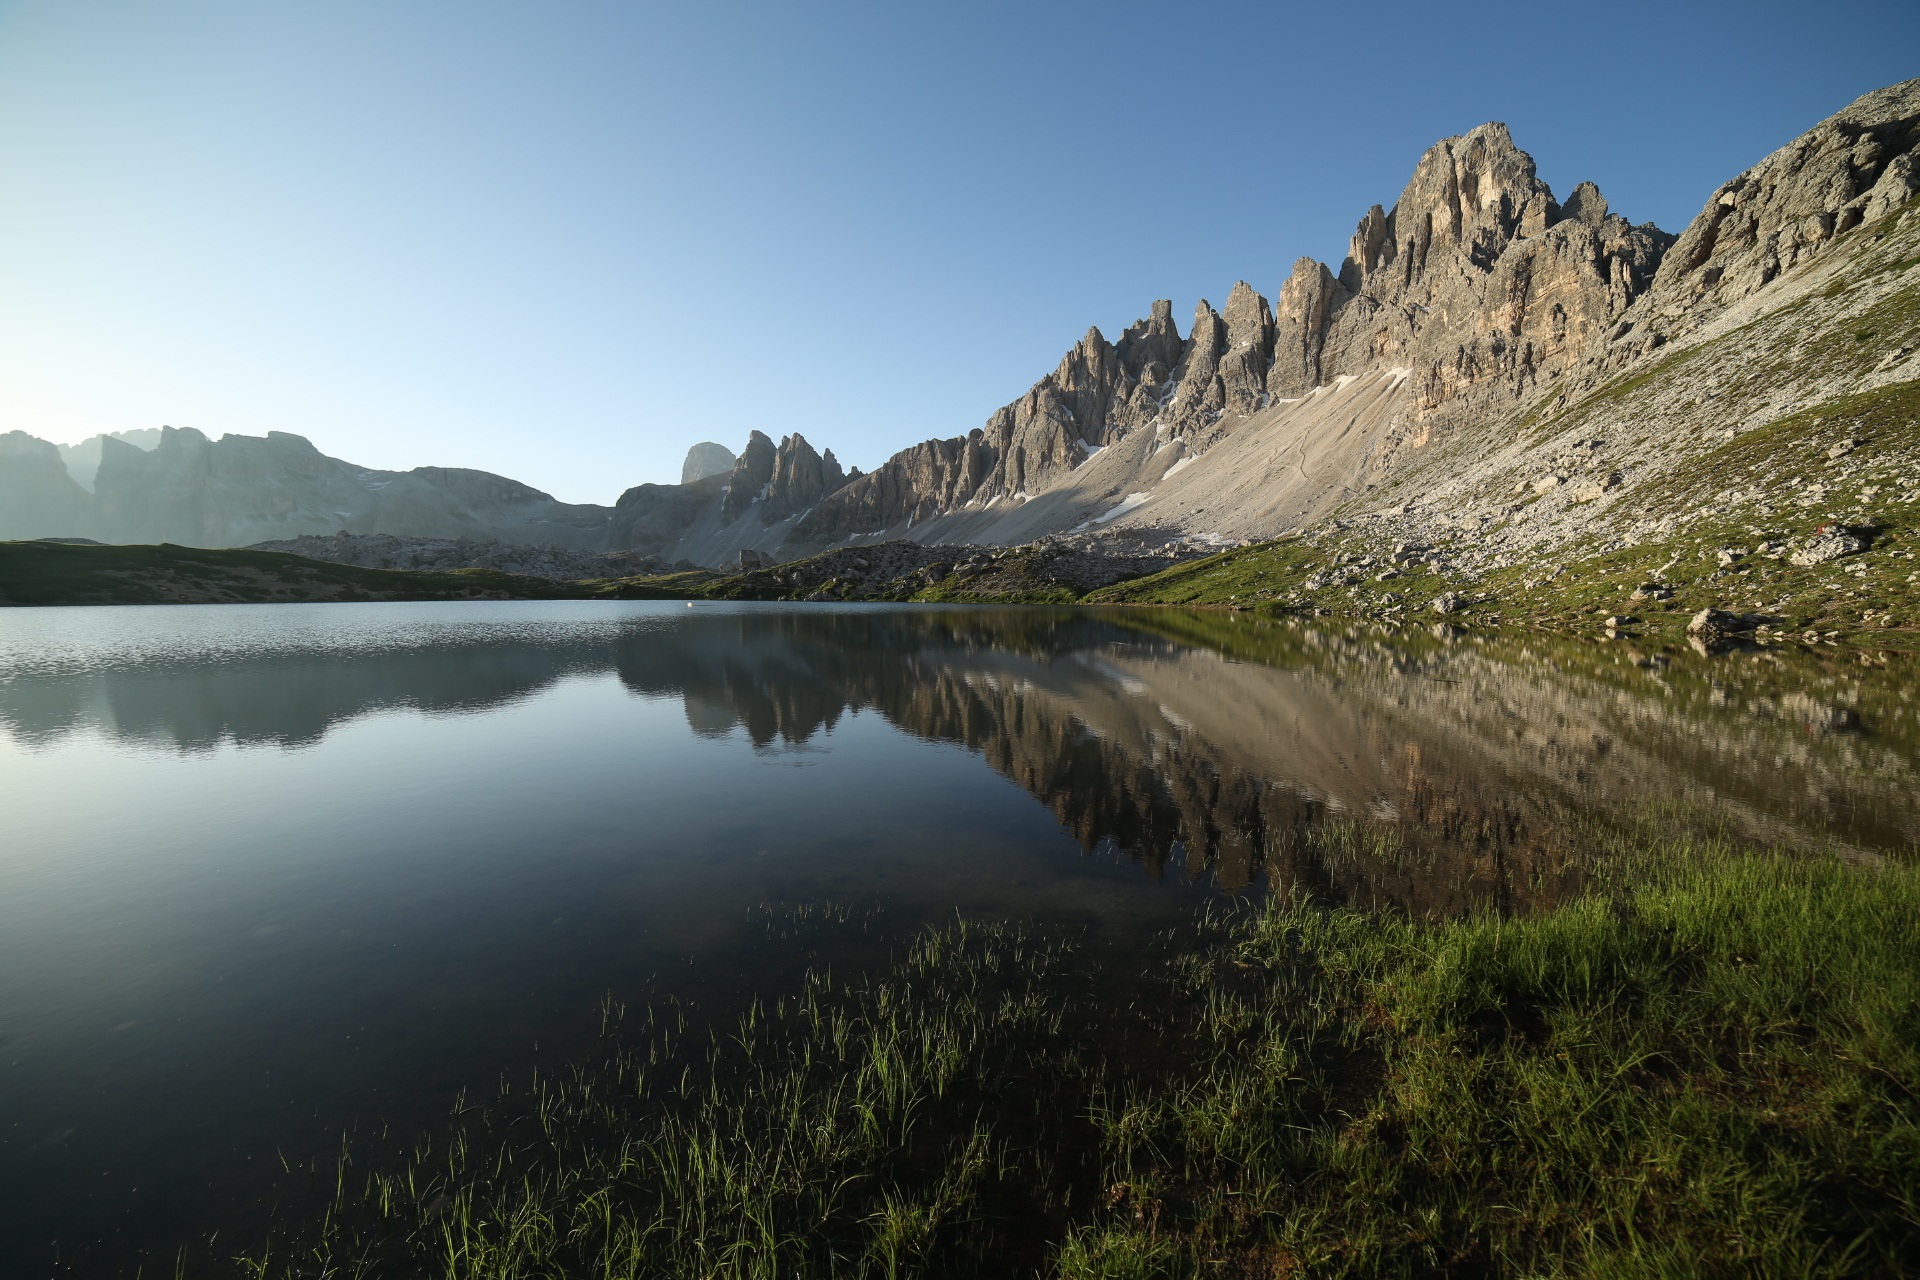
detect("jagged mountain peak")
[1115,299,1183,387]
[1560,181,1609,227]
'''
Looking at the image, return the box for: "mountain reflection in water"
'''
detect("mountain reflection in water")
[3,600,1917,1274]
[5,602,1913,917]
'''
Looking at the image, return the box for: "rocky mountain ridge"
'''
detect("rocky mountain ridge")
[5,80,1916,586]
[617,80,1919,572]
[0,424,619,549]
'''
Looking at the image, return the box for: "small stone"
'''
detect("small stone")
[1629,584,1674,602]
[1432,592,1466,615]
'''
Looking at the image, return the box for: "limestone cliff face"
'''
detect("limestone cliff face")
[792,304,1212,543]
[1266,259,1348,398]
[763,433,848,522]
[788,434,993,539]
[1165,282,1274,439]
[1279,123,1672,430]
[0,431,93,540]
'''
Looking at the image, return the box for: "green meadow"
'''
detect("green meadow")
[246,835,1920,1279]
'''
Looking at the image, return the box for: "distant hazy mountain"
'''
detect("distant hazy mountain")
[0,432,93,541]
[1,426,618,549]
[56,428,161,490]
[681,441,736,484]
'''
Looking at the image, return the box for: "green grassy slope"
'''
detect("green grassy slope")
[250,844,1920,1278]
[1087,379,1920,648]
[1064,850,1920,1277]
[0,540,620,605]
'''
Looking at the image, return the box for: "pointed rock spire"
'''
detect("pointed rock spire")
[1559,181,1609,227]
[1217,281,1275,415]
[1116,299,1184,387]
[721,430,777,521]
[1268,258,1348,398]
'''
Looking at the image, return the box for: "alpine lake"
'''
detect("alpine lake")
[2,601,1916,1278]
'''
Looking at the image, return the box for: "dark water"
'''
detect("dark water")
[1,601,1915,1275]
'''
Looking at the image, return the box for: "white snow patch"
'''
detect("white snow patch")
[1162,454,1197,479]
[1094,492,1153,524]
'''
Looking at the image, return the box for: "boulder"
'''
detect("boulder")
[1688,608,1753,636]
[1789,527,1868,565]
[1570,473,1622,503]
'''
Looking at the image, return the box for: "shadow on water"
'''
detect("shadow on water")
[0,601,1916,1274]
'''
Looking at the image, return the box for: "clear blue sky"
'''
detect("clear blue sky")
[1,2,1914,503]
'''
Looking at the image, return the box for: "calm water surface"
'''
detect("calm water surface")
[1,601,1915,1275]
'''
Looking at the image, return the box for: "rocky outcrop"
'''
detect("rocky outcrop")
[607,428,860,559]
[0,432,94,540]
[788,434,996,541]
[792,310,1198,543]
[1267,260,1348,398]
[681,442,736,485]
[719,431,777,521]
[762,434,849,522]
[1626,78,1920,339]
[716,431,851,524]
[1280,123,1673,430]
[1167,283,1273,437]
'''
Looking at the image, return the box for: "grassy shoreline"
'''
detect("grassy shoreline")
[244,840,1920,1279]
